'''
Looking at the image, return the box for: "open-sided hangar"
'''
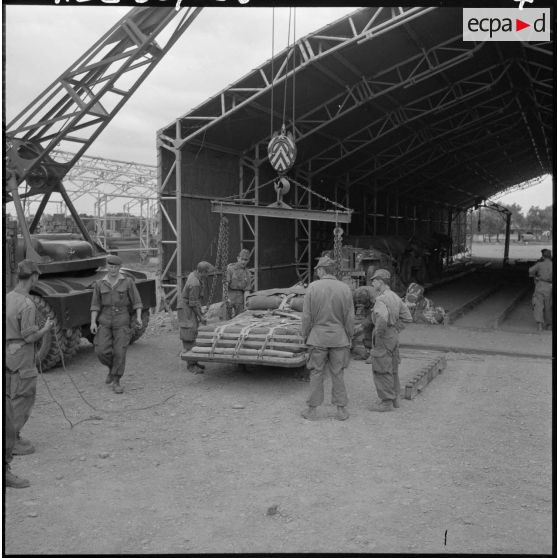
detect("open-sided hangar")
[156,6,554,305]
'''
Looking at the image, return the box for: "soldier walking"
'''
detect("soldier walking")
[368,269,413,412]
[528,249,553,331]
[301,256,354,421]
[224,248,252,318]
[5,260,55,487]
[90,255,144,394]
[178,261,214,374]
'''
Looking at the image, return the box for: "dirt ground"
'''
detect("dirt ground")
[3,313,553,554]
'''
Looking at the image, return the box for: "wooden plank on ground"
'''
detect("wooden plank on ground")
[404,355,447,400]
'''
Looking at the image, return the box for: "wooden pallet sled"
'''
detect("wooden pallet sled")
[181,308,308,368]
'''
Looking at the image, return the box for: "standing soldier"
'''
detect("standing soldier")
[528,249,553,331]
[300,256,354,421]
[224,248,252,318]
[90,255,144,394]
[368,269,413,412]
[5,260,55,486]
[178,261,214,374]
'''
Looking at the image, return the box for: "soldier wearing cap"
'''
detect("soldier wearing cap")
[352,285,376,362]
[178,261,214,374]
[90,254,144,393]
[528,249,553,331]
[224,248,252,318]
[5,260,55,488]
[368,268,413,412]
[300,255,354,421]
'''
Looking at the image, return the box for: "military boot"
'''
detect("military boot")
[113,378,124,394]
[336,406,349,421]
[5,468,30,489]
[369,400,393,412]
[105,373,114,385]
[13,435,35,456]
[393,396,401,408]
[301,406,319,421]
[187,362,204,375]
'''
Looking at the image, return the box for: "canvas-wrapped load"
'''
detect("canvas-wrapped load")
[245,285,306,312]
[182,285,308,368]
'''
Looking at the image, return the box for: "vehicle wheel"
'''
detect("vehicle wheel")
[129,309,150,344]
[30,295,81,372]
[61,327,82,363]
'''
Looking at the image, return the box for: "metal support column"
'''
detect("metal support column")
[503,212,511,266]
[294,170,311,285]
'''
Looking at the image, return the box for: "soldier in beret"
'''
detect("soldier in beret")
[368,269,413,412]
[90,254,144,393]
[5,260,55,488]
[300,255,354,421]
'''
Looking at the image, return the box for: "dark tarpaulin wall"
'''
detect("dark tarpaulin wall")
[161,146,299,293]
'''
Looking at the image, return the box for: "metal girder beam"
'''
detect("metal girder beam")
[48,149,157,206]
[248,34,483,166]
[372,117,524,194]
[168,7,436,150]
[345,95,518,187]
[7,7,202,186]
[490,175,547,201]
[211,201,352,223]
[301,60,509,177]
[399,137,530,199]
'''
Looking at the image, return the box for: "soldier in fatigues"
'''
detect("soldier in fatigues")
[368,269,413,412]
[90,255,144,394]
[352,286,376,362]
[178,261,214,374]
[301,256,354,421]
[528,249,553,331]
[5,260,55,487]
[224,249,252,318]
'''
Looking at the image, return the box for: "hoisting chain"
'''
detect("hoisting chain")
[208,215,230,305]
[333,224,344,280]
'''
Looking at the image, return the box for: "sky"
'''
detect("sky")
[4,4,554,215]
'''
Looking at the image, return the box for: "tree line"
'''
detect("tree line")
[471,203,553,238]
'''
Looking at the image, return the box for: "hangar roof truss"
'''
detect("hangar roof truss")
[159,6,554,212]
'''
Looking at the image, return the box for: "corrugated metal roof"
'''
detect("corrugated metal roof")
[159,6,554,211]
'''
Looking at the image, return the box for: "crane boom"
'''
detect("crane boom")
[3,6,204,372]
[6,6,202,193]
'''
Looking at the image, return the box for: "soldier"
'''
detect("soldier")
[178,261,214,374]
[352,285,376,362]
[90,255,144,394]
[368,269,413,412]
[528,249,553,331]
[301,256,355,421]
[224,248,252,318]
[5,260,55,485]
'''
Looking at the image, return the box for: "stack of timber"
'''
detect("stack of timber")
[181,309,307,368]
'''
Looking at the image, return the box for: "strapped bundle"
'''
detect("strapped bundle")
[182,307,307,368]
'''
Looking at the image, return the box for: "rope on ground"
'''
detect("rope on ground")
[36,330,178,429]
